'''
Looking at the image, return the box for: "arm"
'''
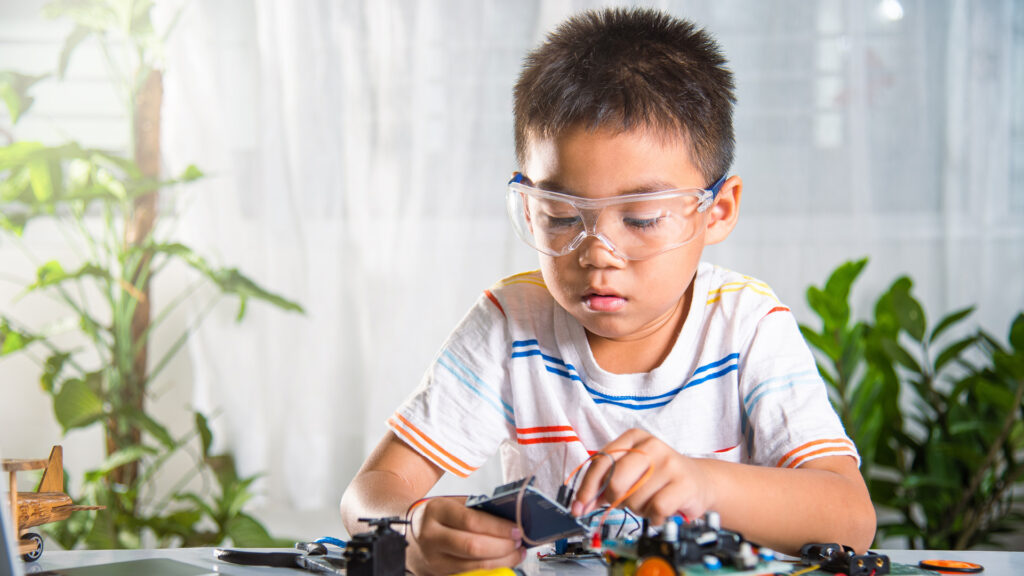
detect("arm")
[340,432,525,576]
[572,429,875,555]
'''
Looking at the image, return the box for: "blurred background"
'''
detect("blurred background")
[1,0,1022,548]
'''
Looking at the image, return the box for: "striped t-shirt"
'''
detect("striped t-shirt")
[390,262,858,497]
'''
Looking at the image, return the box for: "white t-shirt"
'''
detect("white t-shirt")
[390,262,858,496]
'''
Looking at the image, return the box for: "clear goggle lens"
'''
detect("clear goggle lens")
[506,182,715,261]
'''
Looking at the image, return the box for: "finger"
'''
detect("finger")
[572,452,617,515]
[416,517,523,561]
[574,431,651,514]
[431,499,523,542]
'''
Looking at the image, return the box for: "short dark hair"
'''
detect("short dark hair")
[513,7,736,186]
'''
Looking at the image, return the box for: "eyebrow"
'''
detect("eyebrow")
[533,178,685,197]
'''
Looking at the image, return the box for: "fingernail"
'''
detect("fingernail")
[511,528,523,541]
[571,502,582,516]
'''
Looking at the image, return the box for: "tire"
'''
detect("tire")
[21,532,43,562]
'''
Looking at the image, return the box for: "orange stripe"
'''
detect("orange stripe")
[517,436,582,445]
[388,419,469,478]
[763,306,790,318]
[516,425,575,434]
[714,444,739,453]
[786,446,858,469]
[776,438,855,468]
[484,290,506,317]
[394,414,476,473]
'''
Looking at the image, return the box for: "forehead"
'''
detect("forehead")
[521,125,703,195]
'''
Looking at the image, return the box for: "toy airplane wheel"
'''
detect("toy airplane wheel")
[21,533,43,562]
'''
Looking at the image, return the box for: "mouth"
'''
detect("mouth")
[582,288,626,312]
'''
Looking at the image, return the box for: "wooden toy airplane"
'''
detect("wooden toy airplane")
[2,446,104,561]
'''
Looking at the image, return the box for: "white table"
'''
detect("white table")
[26,547,1024,576]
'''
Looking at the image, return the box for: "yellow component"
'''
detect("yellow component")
[635,556,678,576]
[452,569,522,576]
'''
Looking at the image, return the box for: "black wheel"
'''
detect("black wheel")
[21,532,43,562]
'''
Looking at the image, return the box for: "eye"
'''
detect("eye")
[543,215,582,229]
[624,217,663,230]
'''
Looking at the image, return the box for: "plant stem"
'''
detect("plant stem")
[951,378,1024,549]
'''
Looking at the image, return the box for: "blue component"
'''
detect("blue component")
[703,555,722,570]
[758,547,775,561]
[554,539,568,555]
[670,515,685,526]
[314,536,347,548]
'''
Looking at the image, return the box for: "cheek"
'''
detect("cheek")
[539,257,576,299]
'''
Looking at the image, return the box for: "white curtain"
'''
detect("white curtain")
[160,0,1023,518]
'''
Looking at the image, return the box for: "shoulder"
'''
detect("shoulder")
[483,270,554,318]
[701,263,792,324]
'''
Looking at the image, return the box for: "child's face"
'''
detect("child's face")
[520,125,740,343]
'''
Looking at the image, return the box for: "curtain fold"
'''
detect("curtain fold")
[160,0,1022,514]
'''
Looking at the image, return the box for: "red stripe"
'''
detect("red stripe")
[714,444,739,453]
[484,290,505,317]
[763,306,790,319]
[516,425,575,434]
[517,436,582,445]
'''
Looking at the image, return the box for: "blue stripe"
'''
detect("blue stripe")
[682,364,739,390]
[744,376,821,415]
[444,351,516,417]
[594,397,674,410]
[511,349,568,367]
[515,342,741,410]
[743,370,818,406]
[438,353,515,425]
[692,353,740,376]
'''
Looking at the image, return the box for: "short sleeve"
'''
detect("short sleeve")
[738,308,860,469]
[389,292,515,477]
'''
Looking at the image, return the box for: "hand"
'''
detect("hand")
[571,429,713,525]
[407,496,526,576]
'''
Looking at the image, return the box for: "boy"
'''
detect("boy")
[341,8,875,575]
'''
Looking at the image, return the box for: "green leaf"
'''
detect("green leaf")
[974,379,1016,408]
[83,445,157,483]
[0,71,48,123]
[58,25,92,79]
[195,412,213,459]
[27,260,108,292]
[800,325,841,362]
[1,319,37,356]
[881,337,922,374]
[28,158,56,202]
[934,335,978,374]
[125,410,176,450]
[40,352,71,393]
[153,243,304,318]
[806,285,841,330]
[175,492,216,518]
[888,277,927,342]
[179,164,203,182]
[1010,313,1024,352]
[43,0,121,32]
[929,306,975,344]
[822,258,868,320]
[225,513,275,547]
[53,378,105,431]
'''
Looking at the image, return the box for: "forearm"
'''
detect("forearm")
[701,458,875,555]
[340,468,425,536]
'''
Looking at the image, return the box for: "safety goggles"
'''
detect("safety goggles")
[506,173,726,261]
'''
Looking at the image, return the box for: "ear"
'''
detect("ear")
[704,175,742,245]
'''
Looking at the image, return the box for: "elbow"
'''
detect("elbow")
[847,499,877,554]
[339,483,362,536]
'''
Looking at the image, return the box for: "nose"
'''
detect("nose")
[576,234,627,268]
